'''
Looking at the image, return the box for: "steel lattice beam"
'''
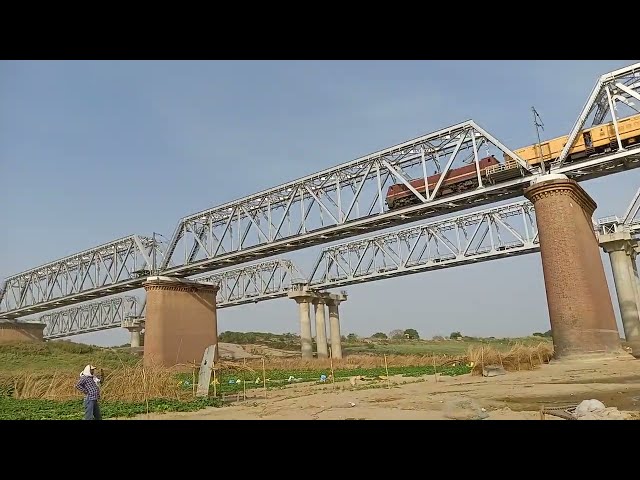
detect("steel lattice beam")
[596,185,640,235]
[159,123,640,281]
[43,296,139,339]
[308,200,539,288]
[0,235,164,320]
[195,258,306,307]
[159,121,533,276]
[557,62,640,167]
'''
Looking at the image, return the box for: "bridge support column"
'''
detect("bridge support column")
[294,298,314,359]
[524,174,622,359]
[313,298,328,359]
[122,318,145,348]
[142,276,219,368]
[600,231,640,354]
[630,247,640,314]
[327,292,347,359]
[0,320,46,343]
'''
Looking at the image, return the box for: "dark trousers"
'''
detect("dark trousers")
[83,398,102,420]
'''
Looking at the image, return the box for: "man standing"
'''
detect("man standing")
[75,364,102,420]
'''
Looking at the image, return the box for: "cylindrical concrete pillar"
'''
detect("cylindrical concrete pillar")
[605,248,640,341]
[298,300,313,359]
[630,251,640,313]
[314,300,328,358]
[130,328,141,348]
[328,302,343,359]
[524,175,621,358]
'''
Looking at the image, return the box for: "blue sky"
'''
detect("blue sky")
[1,60,639,346]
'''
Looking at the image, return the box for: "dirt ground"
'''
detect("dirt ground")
[122,354,640,420]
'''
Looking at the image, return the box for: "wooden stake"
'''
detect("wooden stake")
[329,347,335,390]
[480,346,485,376]
[384,354,391,389]
[142,367,150,417]
[243,357,247,401]
[432,354,438,382]
[192,365,196,397]
[262,357,267,399]
[213,365,217,398]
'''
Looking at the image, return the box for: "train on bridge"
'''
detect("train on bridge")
[386,112,640,210]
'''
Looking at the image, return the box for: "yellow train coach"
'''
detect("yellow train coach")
[493,112,640,175]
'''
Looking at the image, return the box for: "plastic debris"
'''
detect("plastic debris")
[320,374,327,382]
[573,399,627,420]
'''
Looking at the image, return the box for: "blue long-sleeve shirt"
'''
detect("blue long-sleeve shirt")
[75,375,100,400]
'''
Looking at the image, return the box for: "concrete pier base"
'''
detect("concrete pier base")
[327,296,345,359]
[600,231,640,349]
[289,283,347,359]
[0,321,47,343]
[524,174,622,359]
[294,298,314,359]
[313,299,328,358]
[142,276,219,368]
[122,318,145,348]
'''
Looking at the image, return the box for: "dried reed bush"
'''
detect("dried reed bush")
[6,357,265,402]
[8,361,190,402]
[466,342,554,375]
[243,353,465,371]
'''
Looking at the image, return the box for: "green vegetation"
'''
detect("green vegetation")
[0,396,222,420]
[176,363,471,396]
[0,340,139,373]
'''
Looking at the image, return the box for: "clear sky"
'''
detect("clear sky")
[1,60,639,346]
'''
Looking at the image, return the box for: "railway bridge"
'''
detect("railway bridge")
[2,62,640,363]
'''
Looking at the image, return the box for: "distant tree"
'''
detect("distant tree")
[432,335,445,341]
[389,329,404,339]
[533,330,553,338]
[450,331,462,340]
[372,332,388,339]
[346,333,358,342]
[404,328,419,340]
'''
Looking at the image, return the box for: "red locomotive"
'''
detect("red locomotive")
[385,155,500,209]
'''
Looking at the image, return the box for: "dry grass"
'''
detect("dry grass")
[243,353,465,371]
[466,342,554,375]
[3,358,263,402]
[5,362,187,401]
[241,343,554,374]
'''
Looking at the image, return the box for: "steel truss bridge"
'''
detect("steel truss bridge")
[31,193,640,339]
[2,62,640,339]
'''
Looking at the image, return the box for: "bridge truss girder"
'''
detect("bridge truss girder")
[558,62,640,167]
[160,121,533,276]
[308,200,539,288]
[43,295,139,340]
[0,235,165,320]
